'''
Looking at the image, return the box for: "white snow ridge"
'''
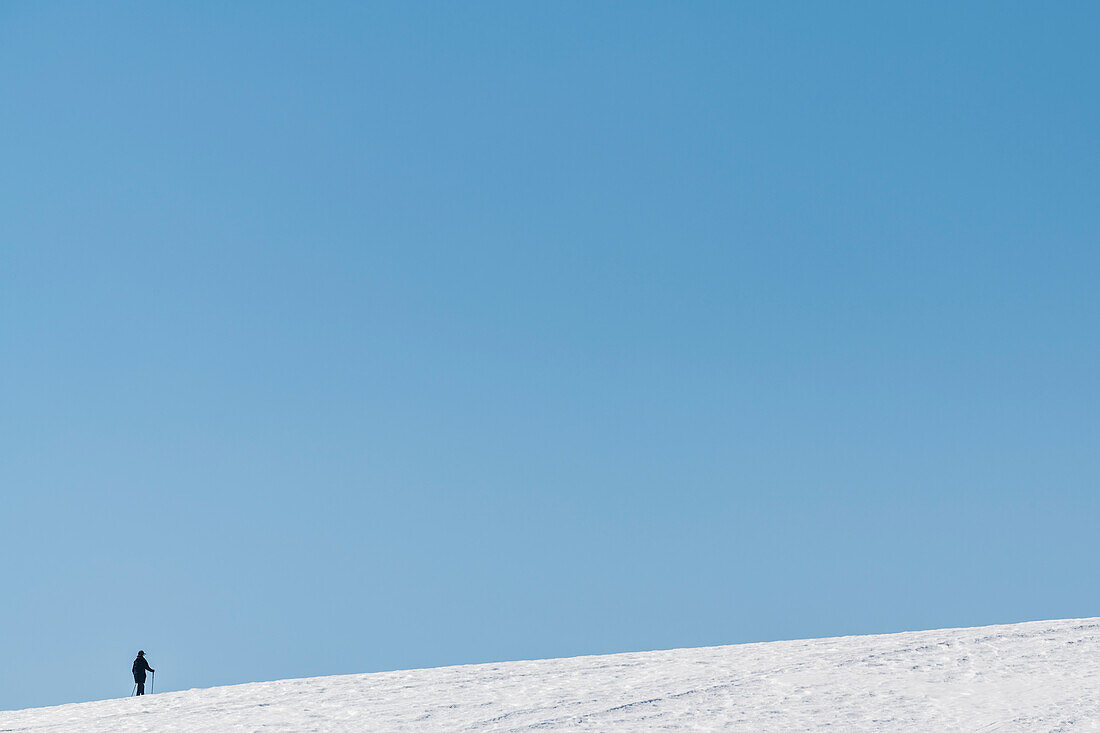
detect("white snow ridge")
[4,618,1100,732]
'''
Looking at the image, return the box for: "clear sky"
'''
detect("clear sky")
[2,1,1098,711]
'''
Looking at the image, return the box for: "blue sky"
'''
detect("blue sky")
[2,1,1099,711]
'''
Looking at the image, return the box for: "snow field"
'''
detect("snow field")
[3,617,1099,731]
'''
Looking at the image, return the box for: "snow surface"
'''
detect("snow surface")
[4,618,1100,731]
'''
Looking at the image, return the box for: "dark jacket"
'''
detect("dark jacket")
[132,656,154,683]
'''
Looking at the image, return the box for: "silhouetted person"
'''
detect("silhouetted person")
[132,651,154,695]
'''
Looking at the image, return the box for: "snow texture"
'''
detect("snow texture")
[3,618,1099,731]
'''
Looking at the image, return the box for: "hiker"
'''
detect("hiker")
[132,651,155,695]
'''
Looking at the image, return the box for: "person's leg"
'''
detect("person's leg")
[137,681,145,695]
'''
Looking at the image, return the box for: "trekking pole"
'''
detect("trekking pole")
[132,683,137,696]
[151,670,154,693]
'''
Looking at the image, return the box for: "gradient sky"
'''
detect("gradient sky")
[3,1,1099,711]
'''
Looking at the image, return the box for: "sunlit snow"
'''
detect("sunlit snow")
[3,618,1098,731]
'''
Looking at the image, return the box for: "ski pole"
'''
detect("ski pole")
[151,670,154,693]
[132,683,137,696]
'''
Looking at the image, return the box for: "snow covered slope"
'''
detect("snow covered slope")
[4,618,1099,731]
